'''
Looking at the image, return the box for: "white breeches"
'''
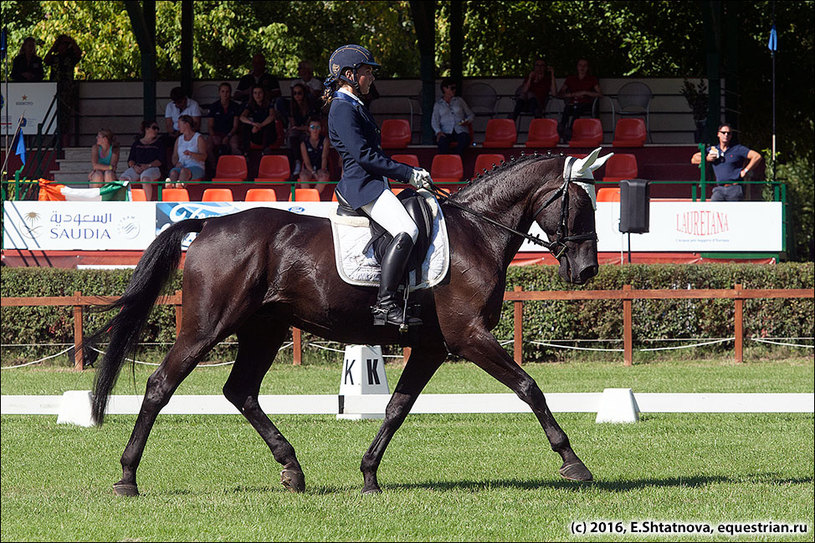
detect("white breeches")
[361,188,419,242]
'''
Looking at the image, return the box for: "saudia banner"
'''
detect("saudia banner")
[4,201,783,253]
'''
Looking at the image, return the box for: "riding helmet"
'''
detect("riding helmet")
[325,44,379,87]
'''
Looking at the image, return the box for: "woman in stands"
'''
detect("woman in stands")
[88,128,120,188]
[239,84,279,155]
[298,117,331,195]
[324,44,430,329]
[120,120,165,200]
[167,114,206,188]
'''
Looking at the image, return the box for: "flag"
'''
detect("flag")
[38,179,129,201]
[15,130,26,165]
[768,24,777,52]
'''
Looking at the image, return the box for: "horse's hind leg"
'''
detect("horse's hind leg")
[223,318,305,492]
[451,328,592,482]
[114,334,220,496]
[360,342,447,494]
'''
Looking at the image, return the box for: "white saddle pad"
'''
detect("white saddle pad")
[329,189,450,291]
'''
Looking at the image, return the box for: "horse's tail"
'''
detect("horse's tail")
[86,219,206,425]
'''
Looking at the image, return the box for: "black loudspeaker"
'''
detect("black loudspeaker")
[619,179,650,233]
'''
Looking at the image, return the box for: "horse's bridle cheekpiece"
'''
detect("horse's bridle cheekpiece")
[427,150,610,259]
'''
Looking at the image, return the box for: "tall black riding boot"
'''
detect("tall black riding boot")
[371,232,422,327]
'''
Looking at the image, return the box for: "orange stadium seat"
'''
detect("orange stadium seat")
[568,118,603,147]
[482,118,517,148]
[473,153,505,176]
[380,119,412,149]
[256,155,291,182]
[202,188,234,202]
[245,188,278,202]
[130,188,147,201]
[525,118,559,148]
[596,187,621,202]
[602,154,638,183]
[611,118,647,147]
[390,154,420,168]
[430,154,463,183]
[290,188,321,201]
[212,155,247,183]
[161,188,190,201]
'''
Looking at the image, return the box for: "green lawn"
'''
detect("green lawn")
[2,359,813,541]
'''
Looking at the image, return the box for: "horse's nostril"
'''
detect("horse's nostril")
[579,265,599,283]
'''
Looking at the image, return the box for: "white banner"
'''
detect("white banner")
[3,201,156,250]
[1,82,58,135]
[522,201,783,253]
[4,200,783,253]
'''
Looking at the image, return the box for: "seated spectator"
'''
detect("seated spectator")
[164,86,202,139]
[120,120,165,201]
[167,115,206,188]
[88,128,120,188]
[512,57,556,120]
[298,118,331,195]
[204,82,241,172]
[291,60,323,101]
[431,78,474,155]
[690,123,762,201]
[557,58,602,142]
[11,37,45,82]
[284,83,320,173]
[239,85,279,155]
[234,52,281,105]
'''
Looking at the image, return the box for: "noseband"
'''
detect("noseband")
[427,156,597,259]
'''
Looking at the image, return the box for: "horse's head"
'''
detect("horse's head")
[534,148,612,284]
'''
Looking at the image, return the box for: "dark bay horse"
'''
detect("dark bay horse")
[86,149,609,496]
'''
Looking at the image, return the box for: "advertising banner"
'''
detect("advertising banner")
[1,83,58,135]
[3,201,156,250]
[4,200,783,253]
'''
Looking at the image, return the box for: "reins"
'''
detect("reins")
[424,156,595,259]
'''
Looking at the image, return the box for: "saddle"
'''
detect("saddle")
[335,190,434,285]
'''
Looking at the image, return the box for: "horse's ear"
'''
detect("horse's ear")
[573,147,614,176]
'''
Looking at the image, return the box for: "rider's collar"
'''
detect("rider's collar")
[336,87,364,106]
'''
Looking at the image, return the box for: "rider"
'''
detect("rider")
[324,44,432,328]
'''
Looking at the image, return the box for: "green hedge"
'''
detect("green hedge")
[1,263,813,364]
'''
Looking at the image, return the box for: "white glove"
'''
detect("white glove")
[409,168,432,189]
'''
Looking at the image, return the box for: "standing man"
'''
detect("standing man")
[691,123,762,201]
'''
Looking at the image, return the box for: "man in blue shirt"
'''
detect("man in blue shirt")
[691,123,762,201]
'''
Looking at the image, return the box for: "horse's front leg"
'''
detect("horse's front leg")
[449,327,592,482]
[360,342,446,494]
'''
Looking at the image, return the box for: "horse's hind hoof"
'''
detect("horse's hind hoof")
[361,485,382,495]
[559,461,593,482]
[112,482,139,497]
[280,469,306,493]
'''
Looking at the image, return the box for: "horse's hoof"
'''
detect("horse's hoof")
[361,485,382,495]
[280,469,306,493]
[112,482,139,497]
[560,461,593,482]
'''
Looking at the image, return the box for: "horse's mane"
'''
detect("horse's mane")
[449,151,562,201]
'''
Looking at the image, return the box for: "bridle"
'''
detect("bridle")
[425,156,597,259]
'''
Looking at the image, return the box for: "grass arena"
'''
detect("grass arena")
[1,355,813,541]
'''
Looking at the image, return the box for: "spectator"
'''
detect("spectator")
[513,57,557,121]
[204,82,241,172]
[284,83,320,174]
[290,60,323,101]
[167,115,206,188]
[88,128,120,189]
[431,78,475,155]
[239,85,279,155]
[120,120,165,201]
[234,52,281,104]
[691,123,762,201]
[43,34,82,146]
[557,58,602,142]
[298,117,331,194]
[164,86,202,138]
[11,37,45,82]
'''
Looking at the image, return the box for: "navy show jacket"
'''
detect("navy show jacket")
[328,91,415,209]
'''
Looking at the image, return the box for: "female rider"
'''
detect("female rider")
[324,44,431,329]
